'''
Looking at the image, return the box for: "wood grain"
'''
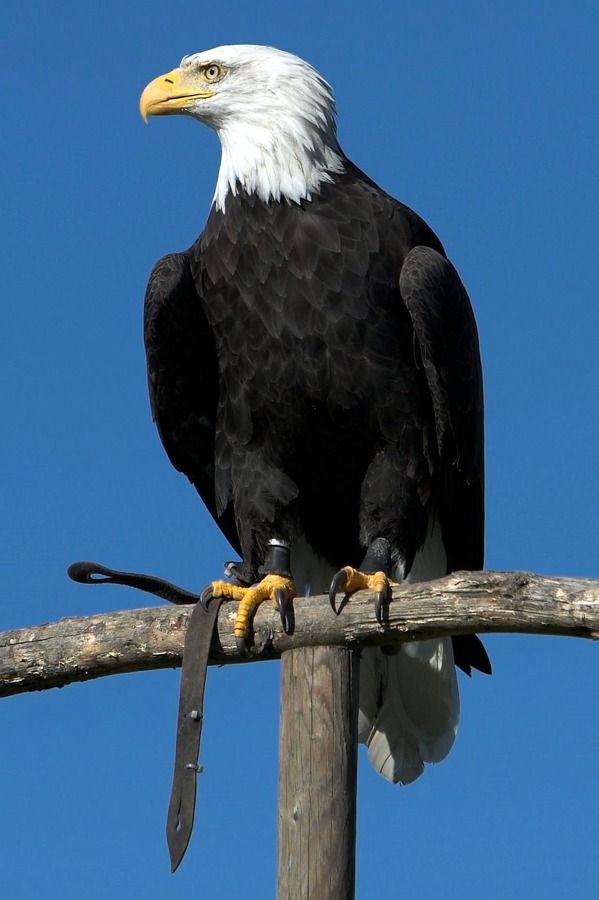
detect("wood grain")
[277,647,359,899]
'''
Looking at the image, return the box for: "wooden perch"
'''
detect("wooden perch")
[1,570,598,698]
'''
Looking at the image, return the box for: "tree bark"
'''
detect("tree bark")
[277,647,359,899]
[1,570,598,697]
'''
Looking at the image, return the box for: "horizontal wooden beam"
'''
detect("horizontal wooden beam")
[1,570,598,698]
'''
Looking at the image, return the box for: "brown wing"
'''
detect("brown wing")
[143,251,240,553]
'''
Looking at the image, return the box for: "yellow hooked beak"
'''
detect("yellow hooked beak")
[139,68,216,121]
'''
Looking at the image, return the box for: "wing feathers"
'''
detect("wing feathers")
[143,251,239,551]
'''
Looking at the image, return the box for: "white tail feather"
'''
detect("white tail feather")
[358,638,459,784]
[292,517,459,784]
[358,517,459,784]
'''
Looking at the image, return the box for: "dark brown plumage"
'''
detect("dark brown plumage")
[144,163,489,676]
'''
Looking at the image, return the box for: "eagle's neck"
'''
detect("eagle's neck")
[213,112,345,211]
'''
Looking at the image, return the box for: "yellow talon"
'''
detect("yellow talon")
[371,571,389,595]
[335,567,389,594]
[233,574,296,640]
[329,566,394,623]
[208,581,248,602]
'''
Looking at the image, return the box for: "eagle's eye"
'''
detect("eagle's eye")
[204,64,223,83]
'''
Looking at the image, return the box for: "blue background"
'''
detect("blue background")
[2,1,598,897]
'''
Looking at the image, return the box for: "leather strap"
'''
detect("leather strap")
[67,561,201,605]
[166,596,223,872]
[68,560,223,872]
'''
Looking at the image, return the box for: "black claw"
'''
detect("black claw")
[374,591,385,625]
[275,588,290,633]
[329,570,349,614]
[236,635,251,658]
[200,583,214,610]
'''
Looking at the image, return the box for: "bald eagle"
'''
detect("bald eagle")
[140,45,490,785]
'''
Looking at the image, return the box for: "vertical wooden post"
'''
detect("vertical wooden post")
[277,646,360,900]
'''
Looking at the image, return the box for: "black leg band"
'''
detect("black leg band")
[259,540,292,578]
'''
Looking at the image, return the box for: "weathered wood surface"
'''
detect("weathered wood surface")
[277,647,359,900]
[1,570,598,697]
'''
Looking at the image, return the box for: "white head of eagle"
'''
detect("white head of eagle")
[140,44,491,789]
[140,44,345,210]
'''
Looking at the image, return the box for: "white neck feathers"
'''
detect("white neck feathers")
[214,119,345,210]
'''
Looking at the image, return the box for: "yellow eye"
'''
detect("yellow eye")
[204,64,222,82]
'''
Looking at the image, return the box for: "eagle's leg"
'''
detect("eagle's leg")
[329,537,395,623]
[201,540,296,653]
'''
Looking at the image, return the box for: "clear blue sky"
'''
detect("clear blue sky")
[2,1,598,897]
